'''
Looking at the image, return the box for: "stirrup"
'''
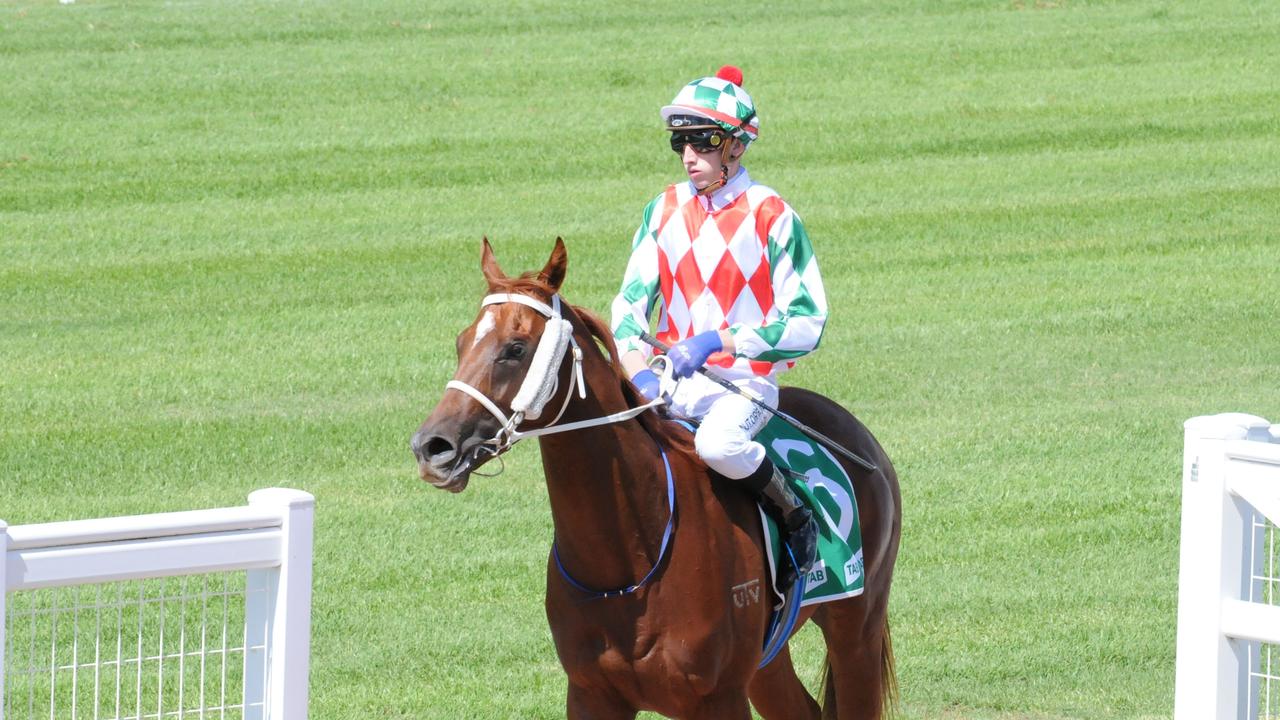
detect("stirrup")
[784,508,820,580]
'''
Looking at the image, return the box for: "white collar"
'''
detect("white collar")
[691,167,752,212]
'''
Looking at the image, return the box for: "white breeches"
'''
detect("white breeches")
[666,373,779,480]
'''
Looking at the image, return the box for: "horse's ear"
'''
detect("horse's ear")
[481,236,507,287]
[538,237,568,291]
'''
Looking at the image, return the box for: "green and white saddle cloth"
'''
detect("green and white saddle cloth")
[758,415,865,607]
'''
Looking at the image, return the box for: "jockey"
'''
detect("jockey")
[611,65,828,582]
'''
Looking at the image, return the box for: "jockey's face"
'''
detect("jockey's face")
[679,137,741,191]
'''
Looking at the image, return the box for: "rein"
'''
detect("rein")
[553,442,676,600]
[444,291,675,599]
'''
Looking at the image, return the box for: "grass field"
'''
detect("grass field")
[3,0,1279,717]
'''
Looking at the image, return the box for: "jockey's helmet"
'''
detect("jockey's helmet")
[660,65,760,150]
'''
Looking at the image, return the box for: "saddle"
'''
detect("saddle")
[669,416,865,667]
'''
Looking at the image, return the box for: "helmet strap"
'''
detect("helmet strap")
[697,138,737,197]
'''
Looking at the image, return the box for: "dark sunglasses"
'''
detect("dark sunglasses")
[669,128,727,154]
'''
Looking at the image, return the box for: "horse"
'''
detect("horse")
[411,238,901,720]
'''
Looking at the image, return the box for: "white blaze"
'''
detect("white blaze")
[472,310,496,347]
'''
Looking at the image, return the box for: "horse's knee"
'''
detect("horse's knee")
[749,646,821,719]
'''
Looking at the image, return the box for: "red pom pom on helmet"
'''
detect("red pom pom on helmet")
[716,65,744,87]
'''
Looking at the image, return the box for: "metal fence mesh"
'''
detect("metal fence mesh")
[4,572,268,720]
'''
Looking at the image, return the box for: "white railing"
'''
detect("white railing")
[1,488,314,720]
[1176,414,1280,720]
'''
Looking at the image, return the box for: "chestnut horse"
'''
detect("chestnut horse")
[412,239,901,719]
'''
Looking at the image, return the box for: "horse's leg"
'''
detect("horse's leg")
[683,689,752,720]
[812,598,891,720]
[747,643,821,719]
[566,684,637,720]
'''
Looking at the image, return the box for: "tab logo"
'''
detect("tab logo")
[807,561,827,587]
[844,556,863,585]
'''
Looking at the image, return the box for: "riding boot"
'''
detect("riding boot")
[742,460,820,588]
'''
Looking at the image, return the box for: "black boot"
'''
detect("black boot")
[742,461,820,588]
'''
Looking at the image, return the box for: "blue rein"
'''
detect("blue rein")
[552,444,676,600]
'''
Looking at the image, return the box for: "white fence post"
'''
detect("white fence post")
[248,488,314,720]
[1,521,7,720]
[245,564,271,720]
[1176,414,1280,720]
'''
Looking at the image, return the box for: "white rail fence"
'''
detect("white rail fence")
[1177,414,1280,720]
[1,489,313,720]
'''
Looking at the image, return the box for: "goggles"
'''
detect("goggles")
[669,128,728,154]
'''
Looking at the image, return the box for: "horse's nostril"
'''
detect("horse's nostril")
[424,435,456,462]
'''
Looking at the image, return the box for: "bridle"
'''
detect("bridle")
[445,291,677,600]
[444,292,665,457]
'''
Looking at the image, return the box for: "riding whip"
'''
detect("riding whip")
[638,331,878,473]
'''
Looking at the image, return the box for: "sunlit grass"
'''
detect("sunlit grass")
[3,0,1278,717]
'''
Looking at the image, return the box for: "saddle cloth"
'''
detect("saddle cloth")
[756,415,865,607]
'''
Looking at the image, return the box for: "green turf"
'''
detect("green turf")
[3,0,1278,717]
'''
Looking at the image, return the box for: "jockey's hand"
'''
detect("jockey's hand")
[668,330,723,379]
[631,369,664,402]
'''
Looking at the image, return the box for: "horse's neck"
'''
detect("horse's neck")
[537,381,678,593]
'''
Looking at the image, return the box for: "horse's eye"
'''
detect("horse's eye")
[501,341,528,363]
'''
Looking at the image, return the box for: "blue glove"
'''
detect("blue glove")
[631,369,663,402]
[668,330,723,380]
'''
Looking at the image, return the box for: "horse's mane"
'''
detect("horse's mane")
[491,272,696,457]
[570,305,697,457]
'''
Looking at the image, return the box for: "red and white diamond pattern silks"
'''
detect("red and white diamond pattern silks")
[612,171,827,380]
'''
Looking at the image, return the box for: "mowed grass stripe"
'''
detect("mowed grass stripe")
[4,1,1279,718]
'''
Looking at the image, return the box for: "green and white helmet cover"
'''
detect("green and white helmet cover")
[660,66,760,148]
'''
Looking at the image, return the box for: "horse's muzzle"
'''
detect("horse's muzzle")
[411,430,474,492]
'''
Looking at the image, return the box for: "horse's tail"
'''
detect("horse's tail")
[881,617,900,716]
[818,616,899,719]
